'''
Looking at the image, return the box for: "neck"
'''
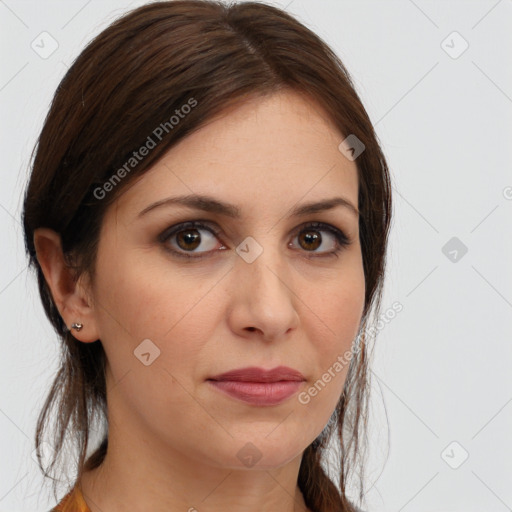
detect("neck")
[79,411,310,512]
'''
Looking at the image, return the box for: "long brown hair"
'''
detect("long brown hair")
[22,1,392,510]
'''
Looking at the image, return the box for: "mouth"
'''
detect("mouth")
[207,366,306,406]
[208,365,305,383]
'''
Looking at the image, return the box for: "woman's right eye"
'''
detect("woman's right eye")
[159,221,226,260]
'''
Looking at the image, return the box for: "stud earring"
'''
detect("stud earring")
[71,322,83,332]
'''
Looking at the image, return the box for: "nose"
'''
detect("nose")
[226,246,300,342]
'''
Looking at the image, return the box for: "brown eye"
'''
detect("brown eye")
[176,228,202,251]
[160,221,224,259]
[297,229,323,251]
[290,222,350,257]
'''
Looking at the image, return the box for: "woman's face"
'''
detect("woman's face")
[88,89,365,470]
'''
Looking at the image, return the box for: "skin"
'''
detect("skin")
[34,89,365,512]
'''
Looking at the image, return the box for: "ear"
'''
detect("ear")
[33,228,100,343]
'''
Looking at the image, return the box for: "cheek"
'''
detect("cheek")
[307,265,365,348]
[92,248,220,395]
[91,254,209,418]
[301,265,365,397]
[94,248,208,340]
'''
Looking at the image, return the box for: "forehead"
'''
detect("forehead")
[116,89,359,220]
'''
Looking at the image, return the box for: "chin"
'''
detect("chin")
[224,438,305,470]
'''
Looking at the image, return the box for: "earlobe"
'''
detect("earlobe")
[33,228,99,343]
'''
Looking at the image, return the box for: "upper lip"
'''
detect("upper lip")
[208,366,305,383]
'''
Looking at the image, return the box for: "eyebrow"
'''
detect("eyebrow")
[137,193,359,219]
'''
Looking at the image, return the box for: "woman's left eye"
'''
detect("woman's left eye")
[159,220,351,260]
[289,222,351,258]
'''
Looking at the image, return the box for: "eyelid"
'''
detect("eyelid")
[158,220,225,250]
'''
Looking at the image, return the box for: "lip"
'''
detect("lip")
[209,365,305,383]
[207,366,305,406]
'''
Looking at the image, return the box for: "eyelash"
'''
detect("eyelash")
[158,220,352,261]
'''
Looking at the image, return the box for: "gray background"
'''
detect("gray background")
[1,0,511,510]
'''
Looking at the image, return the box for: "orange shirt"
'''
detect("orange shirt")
[52,485,91,512]
[51,485,365,511]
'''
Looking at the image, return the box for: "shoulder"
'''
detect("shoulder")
[50,485,91,512]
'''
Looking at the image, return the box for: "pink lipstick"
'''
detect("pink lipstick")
[207,366,305,406]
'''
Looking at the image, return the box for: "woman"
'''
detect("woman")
[22,1,392,511]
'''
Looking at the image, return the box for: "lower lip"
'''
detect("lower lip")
[208,380,303,406]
